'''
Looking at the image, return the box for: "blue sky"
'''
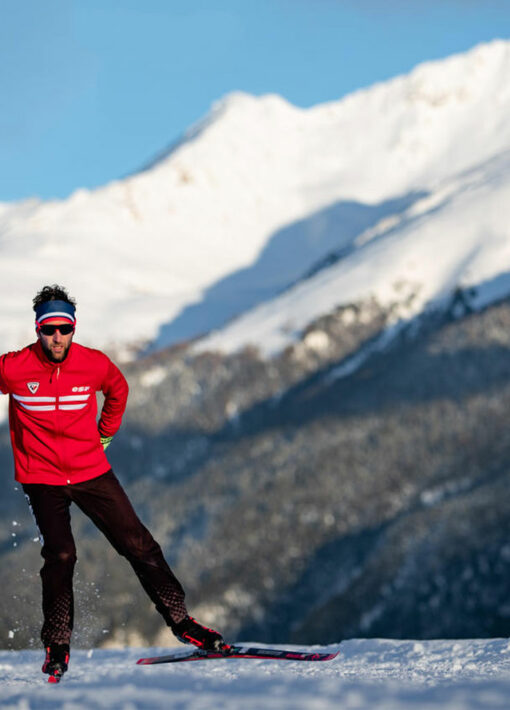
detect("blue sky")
[1,0,509,202]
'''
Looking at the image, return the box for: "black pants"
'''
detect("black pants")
[23,470,187,646]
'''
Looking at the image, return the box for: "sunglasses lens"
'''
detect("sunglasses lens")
[40,324,74,336]
[40,326,55,336]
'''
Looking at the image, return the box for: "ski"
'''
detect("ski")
[137,645,339,665]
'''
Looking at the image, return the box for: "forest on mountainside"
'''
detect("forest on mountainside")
[1,292,510,649]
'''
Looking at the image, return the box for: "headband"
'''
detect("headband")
[35,300,76,327]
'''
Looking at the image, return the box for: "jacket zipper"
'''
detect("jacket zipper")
[53,366,68,480]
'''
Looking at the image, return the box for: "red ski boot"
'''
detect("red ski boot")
[172,616,226,652]
[42,643,70,683]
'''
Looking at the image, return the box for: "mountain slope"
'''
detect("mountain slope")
[0,40,508,358]
[1,41,510,651]
[197,148,510,356]
[3,289,510,649]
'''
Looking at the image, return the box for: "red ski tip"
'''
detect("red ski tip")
[47,674,61,683]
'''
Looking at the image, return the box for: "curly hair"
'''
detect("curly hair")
[32,285,76,312]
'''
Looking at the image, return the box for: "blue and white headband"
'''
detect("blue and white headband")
[35,300,76,328]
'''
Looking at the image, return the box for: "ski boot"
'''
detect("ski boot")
[42,642,70,683]
[172,615,227,652]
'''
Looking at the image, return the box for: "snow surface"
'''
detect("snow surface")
[2,640,510,709]
[0,41,509,362]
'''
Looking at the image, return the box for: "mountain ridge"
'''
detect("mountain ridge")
[0,40,508,361]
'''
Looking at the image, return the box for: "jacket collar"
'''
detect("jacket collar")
[33,339,74,370]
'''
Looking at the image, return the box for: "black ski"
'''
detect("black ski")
[137,645,339,665]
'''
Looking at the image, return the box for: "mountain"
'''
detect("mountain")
[3,287,510,649]
[0,40,509,361]
[1,41,510,651]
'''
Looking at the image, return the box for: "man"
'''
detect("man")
[0,285,224,681]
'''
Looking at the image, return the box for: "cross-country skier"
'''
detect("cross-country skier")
[0,285,225,681]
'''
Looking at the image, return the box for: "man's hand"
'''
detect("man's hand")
[100,435,113,451]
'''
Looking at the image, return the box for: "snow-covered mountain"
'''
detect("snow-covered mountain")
[2,41,510,658]
[0,40,509,358]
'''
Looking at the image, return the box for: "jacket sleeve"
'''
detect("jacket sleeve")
[98,357,129,438]
[0,354,11,395]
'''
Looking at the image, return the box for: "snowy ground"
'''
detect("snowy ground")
[1,639,510,709]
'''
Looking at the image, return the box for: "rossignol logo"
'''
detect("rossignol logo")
[27,382,40,394]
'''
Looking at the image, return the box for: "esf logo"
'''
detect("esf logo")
[72,386,90,392]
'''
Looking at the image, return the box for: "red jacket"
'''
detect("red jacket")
[0,340,129,485]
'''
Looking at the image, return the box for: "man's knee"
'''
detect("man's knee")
[121,530,163,565]
[42,546,77,567]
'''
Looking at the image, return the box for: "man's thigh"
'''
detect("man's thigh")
[22,483,75,555]
[69,470,154,556]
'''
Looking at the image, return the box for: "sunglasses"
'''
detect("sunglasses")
[39,323,75,336]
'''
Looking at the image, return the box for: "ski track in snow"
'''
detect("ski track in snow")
[1,639,510,709]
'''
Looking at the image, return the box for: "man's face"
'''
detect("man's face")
[38,320,74,363]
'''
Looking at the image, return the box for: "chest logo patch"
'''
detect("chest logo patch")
[27,382,40,394]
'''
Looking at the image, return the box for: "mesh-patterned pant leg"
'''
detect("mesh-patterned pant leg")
[70,470,188,627]
[22,484,76,646]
